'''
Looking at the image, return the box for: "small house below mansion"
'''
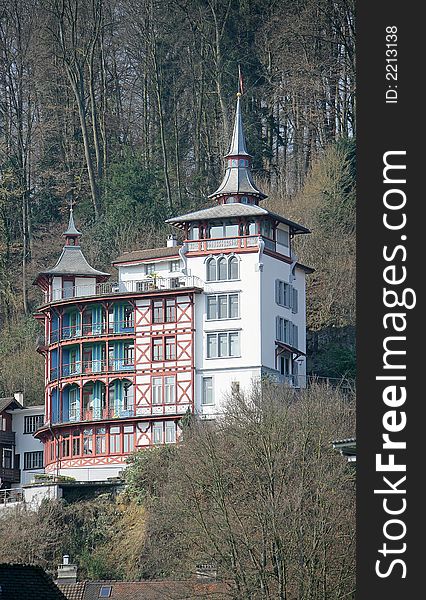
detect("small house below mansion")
[33,94,312,482]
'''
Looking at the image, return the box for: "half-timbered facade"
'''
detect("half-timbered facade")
[34,93,311,481]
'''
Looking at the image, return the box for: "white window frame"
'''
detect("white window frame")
[206,331,241,358]
[152,377,163,405]
[152,422,163,444]
[206,293,239,320]
[24,414,44,434]
[170,260,180,272]
[202,377,214,405]
[165,421,176,443]
[206,255,240,282]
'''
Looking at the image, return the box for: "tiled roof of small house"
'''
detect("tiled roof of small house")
[81,580,229,600]
[57,582,86,600]
[0,564,68,600]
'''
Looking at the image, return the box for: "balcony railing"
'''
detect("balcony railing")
[0,467,20,483]
[54,405,136,425]
[51,359,135,381]
[44,275,204,304]
[186,235,278,253]
[50,320,134,345]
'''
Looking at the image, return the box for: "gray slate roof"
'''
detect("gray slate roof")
[209,165,266,199]
[166,203,310,234]
[226,96,250,157]
[113,246,181,265]
[39,246,110,278]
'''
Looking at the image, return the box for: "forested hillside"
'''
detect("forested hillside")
[0,0,355,399]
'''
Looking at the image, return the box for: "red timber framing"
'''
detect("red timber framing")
[38,287,197,471]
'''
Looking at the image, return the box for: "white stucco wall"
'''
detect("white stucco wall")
[10,406,45,486]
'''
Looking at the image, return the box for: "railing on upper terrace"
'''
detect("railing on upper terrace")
[50,359,134,380]
[44,275,204,304]
[49,320,134,344]
[186,235,279,253]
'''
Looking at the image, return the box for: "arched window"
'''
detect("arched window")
[207,258,217,281]
[229,256,239,280]
[218,257,227,280]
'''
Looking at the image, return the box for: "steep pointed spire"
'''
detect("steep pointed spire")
[209,89,266,203]
[63,207,82,237]
[225,94,250,158]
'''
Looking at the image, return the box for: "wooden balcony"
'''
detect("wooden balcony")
[0,466,20,483]
[0,430,15,445]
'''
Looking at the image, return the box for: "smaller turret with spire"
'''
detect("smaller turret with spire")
[209,81,266,205]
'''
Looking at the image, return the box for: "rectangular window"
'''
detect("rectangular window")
[145,263,155,274]
[165,421,176,443]
[152,299,176,323]
[152,377,163,404]
[61,434,70,458]
[109,426,121,453]
[202,377,214,405]
[165,337,176,360]
[96,428,106,454]
[124,305,134,328]
[24,414,44,434]
[170,260,180,272]
[83,428,93,455]
[276,317,297,346]
[23,451,44,470]
[275,280,291,308]
[152,422,163,445]
[206,332,240,358]
[123,344,134,366]
[206,294,239,320]
[2,448,12,469]
[152,338,163,361]
[153,300,163,323]
[165,299,176,322]
[72,431,81,456]
[276,227,289,247]
[164,376,175,404]
[123,425,134,453]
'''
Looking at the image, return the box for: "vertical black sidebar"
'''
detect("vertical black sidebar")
[357,1,422,598]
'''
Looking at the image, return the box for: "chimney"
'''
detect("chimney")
[13,391,24,405]
[56,555,78,585]
[167,234,178,247]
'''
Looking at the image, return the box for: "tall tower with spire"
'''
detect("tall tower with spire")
[32,90,312,483]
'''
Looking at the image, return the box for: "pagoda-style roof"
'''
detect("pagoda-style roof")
[34,209,110,287]
[166,203,310,235]
[209,163,266,199]
[38,246,110,278]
